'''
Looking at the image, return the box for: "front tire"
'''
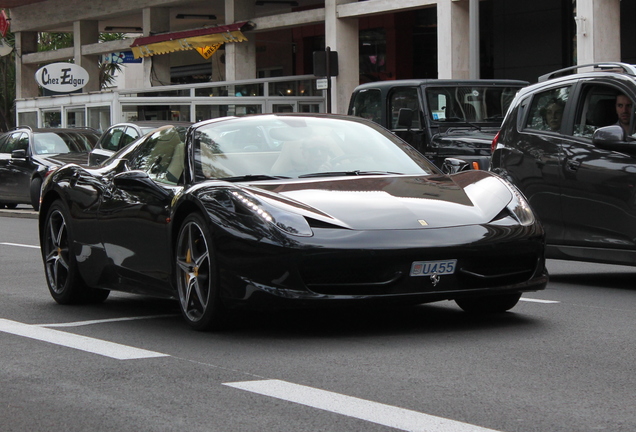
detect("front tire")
[42,201,109,304]
[175,213,225,330]
[455,293,522,313]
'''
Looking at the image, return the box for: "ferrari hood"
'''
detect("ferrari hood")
[248,171,514,230]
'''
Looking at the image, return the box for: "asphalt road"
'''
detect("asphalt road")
[1,212,634,432]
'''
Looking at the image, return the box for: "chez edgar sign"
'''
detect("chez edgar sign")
[35,63,89,93]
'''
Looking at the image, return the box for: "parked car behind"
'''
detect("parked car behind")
[491,62,636,266]
[89,120,192,166]
[348,79,528,170]
[0,126,100,210]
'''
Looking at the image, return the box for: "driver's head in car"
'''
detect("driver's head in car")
[616,93,633,134]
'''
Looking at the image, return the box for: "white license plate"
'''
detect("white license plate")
[410,259,457,276]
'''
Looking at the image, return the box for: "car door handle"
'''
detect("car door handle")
[566,160,581,171]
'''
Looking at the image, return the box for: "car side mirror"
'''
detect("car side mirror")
[442,157,472,174]
[113,170,171,199]
[11,149,27,159]
[592,125,636,157]
[397,108,413,129]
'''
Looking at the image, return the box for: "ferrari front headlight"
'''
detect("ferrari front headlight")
[231,191,313,237]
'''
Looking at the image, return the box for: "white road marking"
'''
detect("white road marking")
[0,319,168,360]
[520,297,560,304]
[0,242,40,249]
[39,315,178,328]
[224,379,502,432]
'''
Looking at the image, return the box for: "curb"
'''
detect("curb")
[0,209,39,219]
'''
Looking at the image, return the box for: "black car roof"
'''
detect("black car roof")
[353,79,529,91]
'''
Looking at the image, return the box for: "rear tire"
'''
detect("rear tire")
[175,213,226,330]
[5,203,17,209]
[30,177,43,211]
[42,201,109,304]
[455,293,521,313]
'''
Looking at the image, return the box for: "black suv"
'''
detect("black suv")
[491,62,636,266]
[348,79,528,170]
[0,126,100,210]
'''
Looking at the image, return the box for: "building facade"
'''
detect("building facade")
[0,0,632,129]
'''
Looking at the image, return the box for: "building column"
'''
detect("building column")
[142,7,171,86]
[73,20,100,93]
[225,0,256,81]
[437,0,469,79]
[325,0,359,114]
[576,0,620,65]
[15,31,39,99]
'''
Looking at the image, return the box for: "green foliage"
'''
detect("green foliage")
[0,17,127,131]
[38,31,125,89]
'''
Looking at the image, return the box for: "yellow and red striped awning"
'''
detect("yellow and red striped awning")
[130,22,251,59]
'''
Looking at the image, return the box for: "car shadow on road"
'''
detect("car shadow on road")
[38,293,542,338]
[219,302,541,339]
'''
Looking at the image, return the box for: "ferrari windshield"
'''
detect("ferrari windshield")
[425,86,521,123]
[193,115,436,181]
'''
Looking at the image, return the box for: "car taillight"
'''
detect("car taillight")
[44,167,57,178]
[491,130,501,153]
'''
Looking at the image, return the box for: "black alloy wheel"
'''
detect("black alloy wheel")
[175,213,225,330]
[455,292,522,313]
[42,201,109,304]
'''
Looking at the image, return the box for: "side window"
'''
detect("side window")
[350,89,382,124]
[120,127,140,149]
[4,132,29,153]
[525,86,570,133]
[0,134,11,153]
[102,128,124,152]
[389,87,421,129]
[573,85,626,138]
[128,126,184,184]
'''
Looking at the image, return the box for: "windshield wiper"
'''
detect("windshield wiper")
[219,174,291,182]
[298,170,402,178]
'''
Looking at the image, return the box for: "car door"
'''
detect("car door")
[0,133,12,200]
[558,81,636,252]
[504,85,573,245]
[0,132,31,202]
[97,126,184,296]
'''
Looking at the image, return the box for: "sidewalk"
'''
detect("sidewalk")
[0,205,38,219]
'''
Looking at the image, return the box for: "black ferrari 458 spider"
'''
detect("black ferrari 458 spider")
[39,113,548,330]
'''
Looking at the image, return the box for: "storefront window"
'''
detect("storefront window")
[43,110,62,128]
[17,112,37,128]
[360,29,387,82]
[195,104,262,122]
[269,80,319,97]
[121,105,191,122]
[66,108,85,127]
[88,106,111,132]
[195,84,264,97]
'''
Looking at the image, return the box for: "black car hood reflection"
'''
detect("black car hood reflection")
[244,170,512,230]
[35,152,90,166]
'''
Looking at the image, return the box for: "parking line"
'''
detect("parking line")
[0,242,40,249]
[39,315,179,328]
[0,319,168,360]
[224,379,502,432]
[520,297,560,304]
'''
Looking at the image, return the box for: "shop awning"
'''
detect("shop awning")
[130,21,252,59]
